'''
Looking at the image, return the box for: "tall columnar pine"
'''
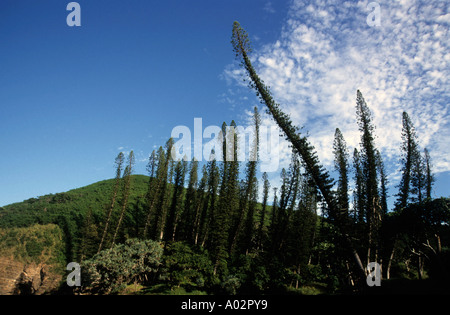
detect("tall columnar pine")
[229,106,260,255]
[241,180,259,255]
[147,150,158,179]
[79,208,99,261]
[270,168,287,253]
[192,164,208,244]
[143,149,158,232]
[178,158,199,242]
[197,151,220,247]
[143,146,166,238]
[424,148,434,200]
[355,90,382,264]
[333,128,350,222]
[269,187,279,249]
[211,121,239,275]
[257,172,270,250]
[165,158,188,242]
[271,153,302,255]
[98,152,124,253]
[231,21,366,280]
[395,111,421,209]
[288,174,318,289]
[353,148,365,224]
[154,138,175,241]
[242,106,262,254]
[376,149,389,215]
[111,150,135,247]
[411,150,426,204]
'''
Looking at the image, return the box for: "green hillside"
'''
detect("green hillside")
[0,175,150,228]
[0,175,151,262]
[0,172,280,295]
[0,224,65,266]
[0,173,273,263]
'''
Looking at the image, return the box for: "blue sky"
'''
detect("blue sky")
[0,0,448,207]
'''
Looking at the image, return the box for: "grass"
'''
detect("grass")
[124,283,208,295]
[285,282,328,295]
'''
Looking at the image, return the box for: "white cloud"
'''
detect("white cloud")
[225,0,449,181]
[263,1,276,14]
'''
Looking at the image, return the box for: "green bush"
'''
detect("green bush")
[81,239,163,294]
[221,275,241,294]
[162,241,214,291]
[302,264,325,283]
[230,253,269,293]
[25,239,43,258]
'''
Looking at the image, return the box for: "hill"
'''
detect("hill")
[0,175,150,229]
[0,174,279,295]
[0,175,151,264]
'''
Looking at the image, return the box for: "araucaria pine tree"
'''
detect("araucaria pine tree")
[197,151,220,247]
[165,158,187,241]
[143,146,166,238]
[154,138,175,241]
[210,121,240,275]
[333,128,350,221]
[232,21,366,281]
[355,90,382,265]
[423,148,434,199]
[111,150,135,247]
[98,152,124,253]
[352,148,365,224]
[376,149,389,216]
[395,111,422,209]
[257,172,270,250]
[229,106,260,255]
[177,158,199,242]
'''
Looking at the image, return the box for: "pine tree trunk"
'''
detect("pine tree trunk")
[418,256,423,280]
[386,245,396,280]
[295,264,301,289]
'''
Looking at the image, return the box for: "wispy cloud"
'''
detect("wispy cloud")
[263,1,276,14]
[225,0,450,182]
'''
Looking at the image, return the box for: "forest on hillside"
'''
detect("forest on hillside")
[1,22,449,295]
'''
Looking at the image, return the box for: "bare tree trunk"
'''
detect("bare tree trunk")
[417,255,423,280]
[436,234,442,253]
[346,261,355,287]
[386,245,396,280]
[295,264,301,289]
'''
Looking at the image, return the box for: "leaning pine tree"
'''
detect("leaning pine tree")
[231,21,366,283]
[98,152,124,253]
[111,150,135,247]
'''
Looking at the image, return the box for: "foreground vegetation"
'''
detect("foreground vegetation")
[0,224,65,269]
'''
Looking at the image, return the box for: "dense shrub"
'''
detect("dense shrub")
[162,241,214,291]
[0,224,65,267]
[80,239,163,294]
